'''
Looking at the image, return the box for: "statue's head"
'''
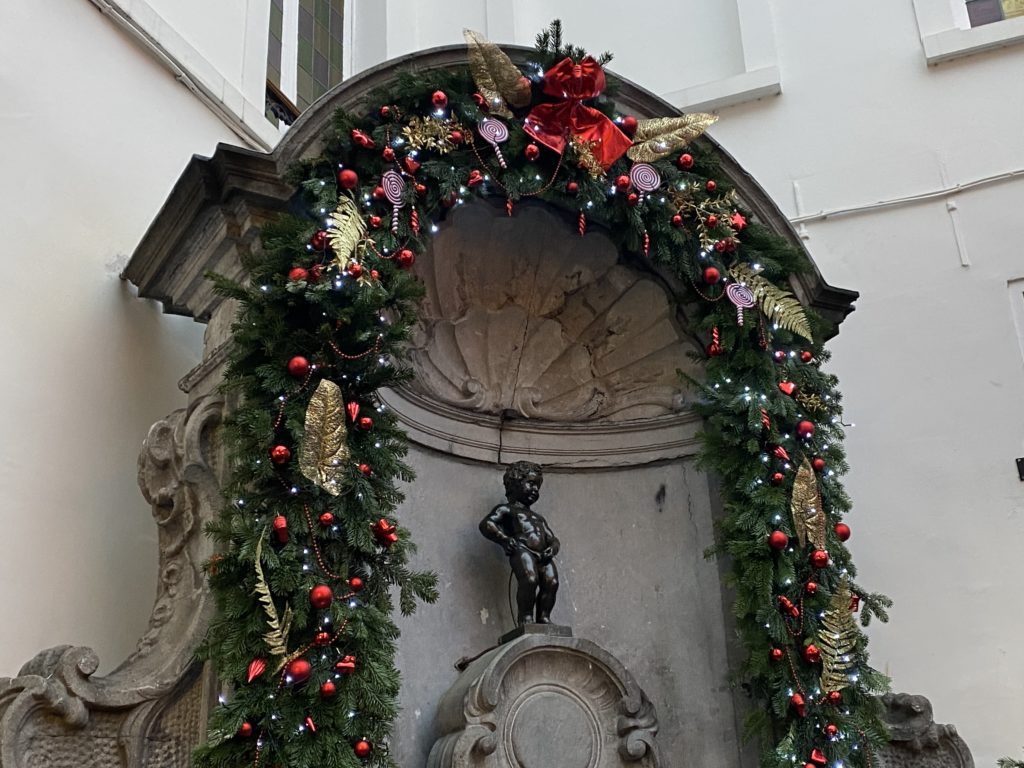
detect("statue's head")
[503,461,543,505]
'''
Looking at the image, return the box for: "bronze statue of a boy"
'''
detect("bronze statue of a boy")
[480,461,560,625]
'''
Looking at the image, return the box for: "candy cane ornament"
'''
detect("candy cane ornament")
[478,118,509,168]
[381,170,405,234]
[726,282,756,325]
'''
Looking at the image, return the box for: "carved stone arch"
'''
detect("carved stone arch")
[0,43,873,768]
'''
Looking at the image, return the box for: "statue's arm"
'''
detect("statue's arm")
[480,505,516,553]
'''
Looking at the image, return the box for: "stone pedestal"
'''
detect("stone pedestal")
[427,627,661,768]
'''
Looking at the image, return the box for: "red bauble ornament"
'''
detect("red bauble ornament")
[678,153,694,169]
[567,181,579,194]
[706,180,717,192]
[309,584,334,610]
[671,214,683,227]
[369,215,383,229]
[770,647,784,662]
[805,581,818,595]
[828,690,842,705]
[382,146,396,162]
[358,416,373,431]
[314,630,332,646]
[338,169,359,189]
[703,266,721,284]
[370,269,380,280]
[524,143,541,161]
[626,192,639,207]
[319,511,335,527]
[358,463,372,476]
[790,692,806,717]
[286,658,312,684]
[397,249,415,268]
[431,90,448,108]
[714,239,728,253]
[347,262,363,279]
[272,515,288,544]
[797,420,815,439]
[810,549,829,568]
[706,214,719,228]
[349,576,364,592]
[270,445,291,464]
[778,381,797,396]
[287,355,310,377]
[288,267,309,282]
[773,350,786,361]
[354,740,372,758]
[621,115,638,135]
[238,722,254,738]
[403,156,421,175]
[449,130,464,145]
[801,350,814,363]
[309,264,322,282]
[320,680,337,698]
[310,229,328,250]
[372,185,386,200]
[826,724,839,738]
[769,530,789,550]
[770,472,785,486]
[812,457,826,473]
[247,658,267,683]
[615,174,631,192]
[467,169,484,187]
[379,105,391,118]
[834,522,851,541]
[336,654,357,674]
[415,183,427,196]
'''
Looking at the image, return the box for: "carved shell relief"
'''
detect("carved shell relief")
[408,202,700,422]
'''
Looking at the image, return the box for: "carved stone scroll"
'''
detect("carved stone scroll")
[427,630,662,768]
[0,395,224,768]
[877,694,975,768]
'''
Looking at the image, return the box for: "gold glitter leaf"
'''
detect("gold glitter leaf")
[464,29,531,119]
[790,458,826,550]
[626,114,718,162]
[254,536,292,660]
[729,264,813,342]
[819,579,859,693]
[299,379,350,496]
[326,194,366,267]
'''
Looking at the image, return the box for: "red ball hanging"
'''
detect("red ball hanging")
[354,740,372,758]
[358,463,372,476]
[671,214,683,227]
[621,115,638,135]
[309,264,322,282]
[615,174,631,192]
[288,267,309,282]
[524,143,541,161]
[803,643,821,663]
[379,105,391,118]
[800,351,814,363]
[773,350,786,362]
[338,169,359,189]
[834,522,851,541]
[310,230,328,250]
[770,647,784,662]
[372,185,386,200]
[828,690,842,705]
[810,549,829,568]
[706,180,717,192]
[272,515,288,544]
[287,356,310,377]
[237,722,254,738]
[703,266,721,284]
[431,90,448,108]
[805,581,818,595]
[370,269,380,280]
[397,249,415,268]
[567,181,579,195]
[706,214,719,228]
[625,192,638,206]
[768,531,789,550]
[415,183,427,196]
[321,680,337,698]
[369,215,383,229]
[313,630,332,646]
[287,658,312,684]
[448,130,464,145]
[319,511,335,527]
[382,146,396,162]
[826,724,839,738]
[358,416,373,431]
[270,445,291,465]
[347,262,363,279]
[770,472,785,486]
[309,584,334,610]
[678,153,694,169]
[349,576,364,592]
[797,420,815,439]
[812,457,826,472]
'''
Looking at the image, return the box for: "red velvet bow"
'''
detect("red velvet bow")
[523,56,632,170]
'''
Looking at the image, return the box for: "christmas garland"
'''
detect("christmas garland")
[196,21,891,768]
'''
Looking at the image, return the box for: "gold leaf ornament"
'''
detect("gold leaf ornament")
[728,264,813,342]
[790,458,826,550]
[300,379,351,496]
[626,114,718,162]
[326,194,367,268]
[254,536,293,661]
[819,579,860,693]
[464,29,532,119]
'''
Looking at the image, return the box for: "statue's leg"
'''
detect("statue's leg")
[535,561,559,623]
[509,550,539,625]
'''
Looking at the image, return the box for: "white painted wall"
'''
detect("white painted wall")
[4,0,1022,764]
[344,2,1024,765]
[0,0,233,674]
